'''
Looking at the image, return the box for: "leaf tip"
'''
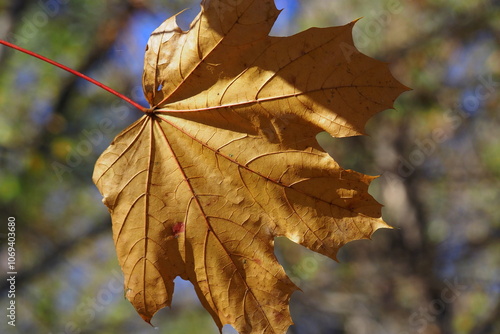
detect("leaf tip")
[352,17,364,24]
[373,218,393,233]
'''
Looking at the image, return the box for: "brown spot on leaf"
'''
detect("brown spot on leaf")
[172,222,185,238]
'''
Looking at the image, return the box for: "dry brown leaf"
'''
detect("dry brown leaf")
[93,1,408,333]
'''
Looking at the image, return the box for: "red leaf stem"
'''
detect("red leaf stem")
[0,39,147,112]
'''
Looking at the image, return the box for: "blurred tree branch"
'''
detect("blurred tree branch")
[0,219,110,295]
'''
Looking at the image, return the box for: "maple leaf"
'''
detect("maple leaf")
[92,1,408,333]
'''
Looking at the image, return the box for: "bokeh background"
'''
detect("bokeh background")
[0,0,499,333]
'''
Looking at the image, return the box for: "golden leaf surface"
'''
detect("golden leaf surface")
[93,1,408,333]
